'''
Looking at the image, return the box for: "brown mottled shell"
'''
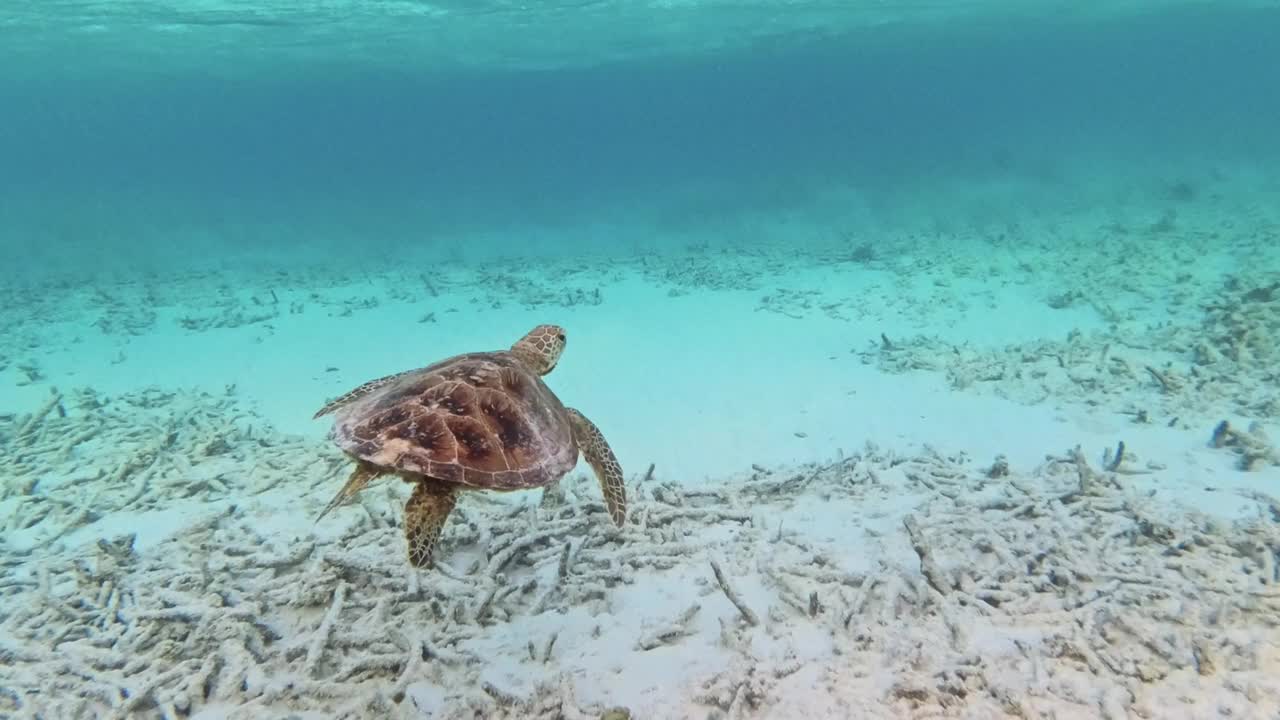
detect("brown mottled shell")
[329,352,577,490]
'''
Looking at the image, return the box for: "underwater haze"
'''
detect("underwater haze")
[3,3,1279,274]
[3,1,1280,718]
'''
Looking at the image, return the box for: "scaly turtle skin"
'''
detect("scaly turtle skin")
[313,324,626,567]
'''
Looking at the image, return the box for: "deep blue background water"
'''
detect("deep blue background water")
[2,5,1277,276]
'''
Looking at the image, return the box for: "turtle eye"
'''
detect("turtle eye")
[556,333,565,342]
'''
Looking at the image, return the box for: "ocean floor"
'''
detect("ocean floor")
[1,176,1279,718]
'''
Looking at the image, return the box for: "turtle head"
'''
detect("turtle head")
[511,324,566,375]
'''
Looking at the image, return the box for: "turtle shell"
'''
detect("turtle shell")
[329,351,577,490]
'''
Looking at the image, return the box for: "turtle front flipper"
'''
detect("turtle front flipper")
[404,480,458,567]
[313,369,415,419]
[567,408,626,527]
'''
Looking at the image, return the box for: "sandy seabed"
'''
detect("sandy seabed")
[2,177,1279,719]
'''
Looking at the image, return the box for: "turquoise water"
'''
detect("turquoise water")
[4,5,1278,277]
[3,3,1280,718]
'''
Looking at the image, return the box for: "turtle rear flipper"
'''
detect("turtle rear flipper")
[568,408,626,527]
[315,462,381,522]
[405,480,458,567]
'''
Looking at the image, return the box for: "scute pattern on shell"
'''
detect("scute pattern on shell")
[329,352,576,490]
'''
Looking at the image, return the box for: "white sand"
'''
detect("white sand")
[1,174,1278,718]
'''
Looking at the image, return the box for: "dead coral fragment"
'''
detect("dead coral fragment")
[1201,276,1280,367]
[1210,419,1280,470]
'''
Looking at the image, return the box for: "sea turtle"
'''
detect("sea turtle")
[313,324,626,567]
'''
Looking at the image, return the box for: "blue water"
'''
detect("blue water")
[5,5,1280,717]
[3,4,1278,278]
